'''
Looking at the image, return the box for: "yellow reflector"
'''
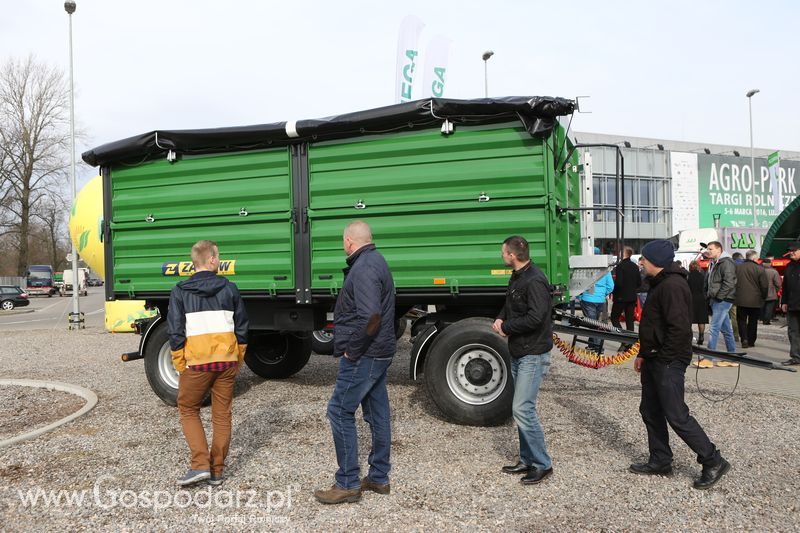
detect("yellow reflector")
[433,278,447,285]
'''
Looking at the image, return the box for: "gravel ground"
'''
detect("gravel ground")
[1,327,798,532]
[0,386,86,440]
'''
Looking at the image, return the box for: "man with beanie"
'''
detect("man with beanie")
[631,239,730,490]
[703,241,737,362]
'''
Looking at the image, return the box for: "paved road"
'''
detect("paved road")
[0,288,107,331]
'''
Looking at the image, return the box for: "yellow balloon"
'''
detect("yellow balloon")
[68,175,104,277]
[70,176,158,332]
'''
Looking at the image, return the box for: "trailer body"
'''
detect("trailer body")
[85,97,585,425]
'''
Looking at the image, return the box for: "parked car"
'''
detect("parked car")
[88,278,104,287]
[0,286,30,311]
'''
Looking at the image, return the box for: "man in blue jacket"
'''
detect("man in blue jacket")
[580,271,614,353]
[315,221,396,504]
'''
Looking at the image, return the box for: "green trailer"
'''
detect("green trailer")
[84,97,593,425]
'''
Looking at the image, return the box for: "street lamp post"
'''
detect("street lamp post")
[482,50,494,98]
[65,1,83,330]
[746,88,760,229]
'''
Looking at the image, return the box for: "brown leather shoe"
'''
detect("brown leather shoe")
[361,476,390,495]
[313,484,361,504]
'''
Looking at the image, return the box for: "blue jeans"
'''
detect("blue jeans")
[707,300,736,353]
[326,356,392,490]
[580,300,604,352]
[511,353,552,470]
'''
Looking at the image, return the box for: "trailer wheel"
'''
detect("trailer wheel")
[423,317,512,426]
[311,330,334,355]
[144,322,181,406]
[245,333,312,379]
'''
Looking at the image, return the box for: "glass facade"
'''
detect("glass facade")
[582,146,671,252]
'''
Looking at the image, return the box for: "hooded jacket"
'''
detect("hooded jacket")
[638,263,693,365]
[333,244,396,360]
[705,252,737,302]
[168,270,249,372]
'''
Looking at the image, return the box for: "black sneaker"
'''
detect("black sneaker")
[782,359,800,366]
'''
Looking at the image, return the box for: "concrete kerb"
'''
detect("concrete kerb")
[0,379,98,448]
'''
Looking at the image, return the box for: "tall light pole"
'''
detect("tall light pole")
[482,50,494,98]
[746,88,760,229]
[65,1,83,330]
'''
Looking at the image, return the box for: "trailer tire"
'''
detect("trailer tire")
[311,330,334,355]
[144,322,181,406]
[245,333,312,379]
[423,317,512,426]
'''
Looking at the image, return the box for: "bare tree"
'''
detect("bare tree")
[32,193,70,270]
[0,56,70,275]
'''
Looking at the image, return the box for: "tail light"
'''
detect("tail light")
[20,292,28,298]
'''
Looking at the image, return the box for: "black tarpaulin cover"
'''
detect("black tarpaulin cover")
[82,96,575,167]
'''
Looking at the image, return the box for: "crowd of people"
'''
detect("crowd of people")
[160,230,798,503]
[589,240,800,369]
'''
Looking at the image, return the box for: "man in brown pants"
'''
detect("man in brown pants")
[168,240,249,486]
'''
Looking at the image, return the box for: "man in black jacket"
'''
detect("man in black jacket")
[315,221,396,504]
[631,239,730,490]
[781,242,800,366]
[494,236,554,485]
[610,246,640,331]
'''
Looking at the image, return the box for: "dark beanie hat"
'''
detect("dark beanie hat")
[641,239,675,268]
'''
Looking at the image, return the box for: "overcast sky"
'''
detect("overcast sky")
[3,0,798,186]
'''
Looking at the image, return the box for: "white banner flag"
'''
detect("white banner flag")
[768,151,783,213]
[421,35,451,99]
[395,15,425,103]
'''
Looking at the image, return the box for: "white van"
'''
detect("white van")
[60,268,89,296]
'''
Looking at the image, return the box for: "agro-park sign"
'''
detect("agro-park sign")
[671,152,799,232]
